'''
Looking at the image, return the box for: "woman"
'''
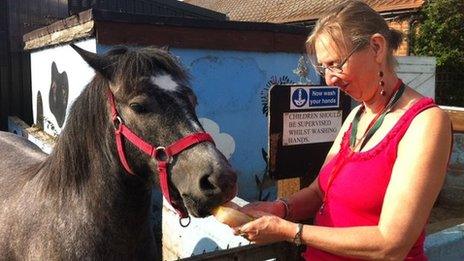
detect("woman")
[235,1,452,260]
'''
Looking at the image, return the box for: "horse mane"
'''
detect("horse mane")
[39,46,191,196]
[41,77,114,195]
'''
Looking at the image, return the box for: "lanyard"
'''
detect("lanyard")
[350,80,406,151]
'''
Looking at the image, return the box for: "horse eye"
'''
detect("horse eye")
[129,103,147,113]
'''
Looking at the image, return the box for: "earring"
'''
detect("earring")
[379,70,386,96]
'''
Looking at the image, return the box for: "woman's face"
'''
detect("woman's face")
[314,34,379,102]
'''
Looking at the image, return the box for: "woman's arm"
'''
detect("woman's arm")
[239,107,452,260]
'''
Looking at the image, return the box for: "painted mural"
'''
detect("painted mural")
[199,118,235,160]
[48,62,69,128]
[31,39,96,136]
[35,91,44,130]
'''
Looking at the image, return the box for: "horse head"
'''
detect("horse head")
[71,45,237,218]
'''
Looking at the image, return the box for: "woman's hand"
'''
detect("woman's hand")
[233,214,295,244]
[241,201,286,218]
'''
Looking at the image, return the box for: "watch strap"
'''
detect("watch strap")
[293,223,303,246]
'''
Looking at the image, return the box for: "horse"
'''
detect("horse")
[0,45,237,260]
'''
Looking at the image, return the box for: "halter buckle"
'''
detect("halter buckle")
[112,116,123,130]
[154,146,171,163]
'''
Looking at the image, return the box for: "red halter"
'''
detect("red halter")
[107,89,214,223]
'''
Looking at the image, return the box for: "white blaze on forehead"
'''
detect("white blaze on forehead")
[150,74,179,92]
[150,74,202,131]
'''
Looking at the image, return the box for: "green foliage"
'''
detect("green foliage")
[412,0,464,68]
[412,0,464,106]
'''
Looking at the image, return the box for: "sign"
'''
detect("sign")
[282,110,342,146]
[290,86,339,109]
[268,84,351,180]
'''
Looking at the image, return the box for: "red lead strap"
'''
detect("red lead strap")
[107,90,214,222]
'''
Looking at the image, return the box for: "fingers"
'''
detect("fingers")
[241,209,268,218]
[232,216,283,245]
[233,217,261,239]
[233,226,259,242]
[232,226,249,241]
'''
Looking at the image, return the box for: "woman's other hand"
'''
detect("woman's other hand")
[233,214,296,244]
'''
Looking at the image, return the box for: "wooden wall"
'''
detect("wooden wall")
[0,1,8,130]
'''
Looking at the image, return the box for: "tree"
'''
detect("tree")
[411,0,464,106]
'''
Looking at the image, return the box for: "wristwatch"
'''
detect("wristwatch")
[293,223,303,246]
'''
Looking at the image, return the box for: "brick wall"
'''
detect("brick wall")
[388,19,410,56]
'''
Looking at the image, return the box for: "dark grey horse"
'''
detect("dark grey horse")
[0,45,237,260]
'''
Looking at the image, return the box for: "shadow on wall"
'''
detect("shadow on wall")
[49,61,69,128]
[36,91,44,129]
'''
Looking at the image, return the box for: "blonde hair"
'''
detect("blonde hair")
[306,0,403,68]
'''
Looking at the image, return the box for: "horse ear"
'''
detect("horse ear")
[70,44,114,80]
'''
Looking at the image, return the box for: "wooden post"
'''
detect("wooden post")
[441,106,464,133]
[277,178,301,199]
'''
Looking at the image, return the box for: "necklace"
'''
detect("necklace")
[319,79,406,214]
[350,80,406,151]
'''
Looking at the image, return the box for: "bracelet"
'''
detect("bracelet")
[275,198,290,219]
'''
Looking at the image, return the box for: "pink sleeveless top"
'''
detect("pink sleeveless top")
[303,98,436,261]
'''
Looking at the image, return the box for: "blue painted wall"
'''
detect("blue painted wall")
[98,45,320,201]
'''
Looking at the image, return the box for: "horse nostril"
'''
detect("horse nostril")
[199,174,217,192]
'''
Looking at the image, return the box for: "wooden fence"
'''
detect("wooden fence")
[442,106,464,133]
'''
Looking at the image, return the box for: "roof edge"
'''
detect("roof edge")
[23,9,310,51]
[161,0,227,20]
[90,9,308,34]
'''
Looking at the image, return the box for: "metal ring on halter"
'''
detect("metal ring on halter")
[112,116,123,129]
[154,146,172,163]
[179,216,191,227]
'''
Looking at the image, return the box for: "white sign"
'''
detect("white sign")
[282,110,342,146]
[290,86,340,110]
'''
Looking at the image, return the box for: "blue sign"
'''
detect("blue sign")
[290,86,339,109]
[291,88,308,108]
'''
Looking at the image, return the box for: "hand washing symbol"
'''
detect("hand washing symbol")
[292,88,308,107]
